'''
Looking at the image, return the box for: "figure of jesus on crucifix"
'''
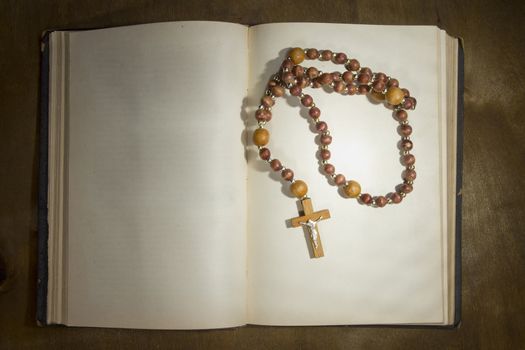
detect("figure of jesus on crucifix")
[289,197,330,258]
[299,216,324,249]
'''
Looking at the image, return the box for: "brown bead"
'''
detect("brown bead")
[375,72,387,82]
[281,59,294,71]
[387,78,399,88]
[267,80,278,88]
[357,73,371,84]
[321,50,333,61]
[270,159,283,171]
[292,65,304,78]
[282,71,295,85]
[385,87,405,105]
[402,154,416,166]
[399,124,413,137]
[290,180,308,198]
[401,139,413,151]
[334,81,346,93]
[334,52,347,64]
[259,147,271,160]
[342,71,354,84]
[395,109,408,121]
[271,85,285,97]
[369,90,385,101]
[347,84,357,95]
[324,163,335,175]
[389,192,402,204]
[306,67,319,79]
[316,121,327,133]
[360,193,373,205]
[309,107,321,119]
[343,180,361,198]
[346,59,360,71]
[253,128,270,146]
[402,88,410,97]
[288,47,305,65]
[255,109,272,122]
[301,94,313,107]
[375,196,387,207]
[261,95,274,108]
[297,76,310,88]
[372,80,385,92]
[403,169,417,181]
[289,85,302,96]
[403,97,415,109]
[320,134,332,145]
[320,149,331,160]
[360,67,372,76]
[334,174,346,186]
[400,183,413,193]
[319,73,333,85]
[281,168,294,181]
[332,72,342,81]
[357,85,370,94]
[312,79,322,88]
[306,48,319,59]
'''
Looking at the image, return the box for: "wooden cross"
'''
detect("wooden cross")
[290,197,331,258]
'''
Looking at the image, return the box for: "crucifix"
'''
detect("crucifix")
[289,197,331,258]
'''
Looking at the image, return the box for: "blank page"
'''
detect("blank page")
[65,22,248,329]
[246,23,448,325]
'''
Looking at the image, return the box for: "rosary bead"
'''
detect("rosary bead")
[282,71,295,85]
[306,48,319,59]
[399,124,413,137]
[271,85,285,97]
[320,134,332,145]
[292,65,304,78]
[372,80,385,92]
[400,139,413,151]
[385,87,405,105]
[255,109,272,122]
[309,107,321,119]
[297,76,310,88]
[343,180,361,198]
[389,192,402,204]
[321,50,333,61]
[357,85,370,94]
[288,47,305,64]
[387,78,399,88]
[402,88,410,97]
[347,84,357,95]
[320,149,331,160]
[402,154,416,166]
[334,81,346,93]
[395,109,408,121]
[360,67,372,76]
[319,73,333,85]
[290,180,308,198]
[281,168,294,181]
[357,73,371,84]
[312,79,322,88]
[346,58,360,71]
[259,147,271,160]
[374,72,387,82]
[400,183,413,193]
[403,169,417,181]
[402,97,415,109]
[324,163,335,175]
[360,193,373,205]
[253,128,270,146]
[332,72,342,81]
[334,174,346,186]
[281,59,294,71]
[342,71,354,84]
[289,85,302,96]
[270,159,283,171]
[267,80,278,88]
[261,95,274,108]
[334,52,347,64]
[369,90,385,101]
[315,121,328,133]
[375,196,387,207]
[306,67,319,79]
[301,94,314,107]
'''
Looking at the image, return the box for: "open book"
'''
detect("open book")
[38,21,463,329]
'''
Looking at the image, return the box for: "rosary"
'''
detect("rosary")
[253,48,417,258]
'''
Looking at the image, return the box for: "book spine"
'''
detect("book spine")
[36,31,51,326]
[454,38,465,328]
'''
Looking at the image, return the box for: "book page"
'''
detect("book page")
[247,23,448,325]
[65,22,248,329]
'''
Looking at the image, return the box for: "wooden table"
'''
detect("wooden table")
[1,1,523,348]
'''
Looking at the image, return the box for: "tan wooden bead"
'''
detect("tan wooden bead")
[253,128,270,146]
[343,180,361,198]
[290,180,308,198]
[288,47,305,65]
[369,90,385,101]
[385,87,405,105]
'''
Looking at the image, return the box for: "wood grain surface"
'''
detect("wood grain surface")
[1,0,524,349]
